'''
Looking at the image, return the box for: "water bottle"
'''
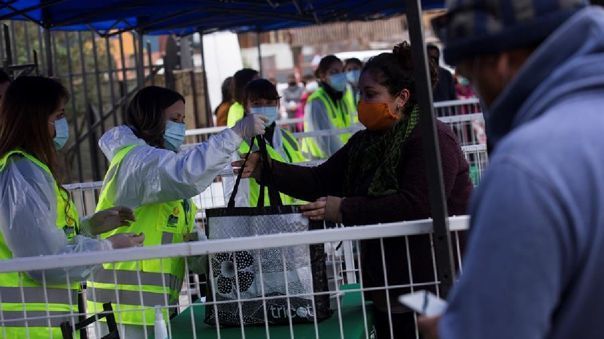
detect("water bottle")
[154,306,168,339]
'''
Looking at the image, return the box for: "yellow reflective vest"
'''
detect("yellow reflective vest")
[87,145,197,326]
[226,102,245,127]
[0,150,80,339]
[302,87,356,159]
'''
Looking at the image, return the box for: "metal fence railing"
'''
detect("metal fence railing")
[67,113,488,219]
[184,118,304,145]
[183,99,484,145]
[183,100,485,150]
[0,216,469,339]
[433,98,482,117]
[51,107,487,339]
[64,141,486,219]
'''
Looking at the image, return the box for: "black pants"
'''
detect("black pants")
[374,310,417,339]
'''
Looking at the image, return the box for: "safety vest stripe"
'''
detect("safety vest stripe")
[0,287,78,304]
[88,288,171,307]
[282,144,293,163]
[89,269,182,291]
[0,310,76,327]
[280,130,299,152]
[313,90,338,120]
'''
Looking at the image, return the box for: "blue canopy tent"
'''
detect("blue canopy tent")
[0,0,456,298]
[0,1,444,35]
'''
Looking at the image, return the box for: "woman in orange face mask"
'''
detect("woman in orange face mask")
[234,42,473,338]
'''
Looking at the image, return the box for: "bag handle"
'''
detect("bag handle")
[227,137,255,209]
[227,136,283,209]
[256,137,283,208]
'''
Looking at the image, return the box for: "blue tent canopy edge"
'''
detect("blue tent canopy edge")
[0,0,444,35]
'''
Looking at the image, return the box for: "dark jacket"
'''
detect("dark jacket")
[433,67,457,102]
[264,120,473,311]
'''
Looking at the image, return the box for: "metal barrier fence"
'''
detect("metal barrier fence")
[462,144,488,187]
[0,216,469,339]
[64,176,229,219]
[184,99,483,143]
[183,100,486,151]
[185,118,305,145]
[433,98,482,117]
[64,141,487,219]
[52,109,486,339]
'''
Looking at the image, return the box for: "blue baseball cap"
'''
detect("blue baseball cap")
[432,0,589,65]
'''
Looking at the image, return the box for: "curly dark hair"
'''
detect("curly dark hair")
[362,41,438,115]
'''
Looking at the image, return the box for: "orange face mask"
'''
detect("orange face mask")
[358,101,400,131]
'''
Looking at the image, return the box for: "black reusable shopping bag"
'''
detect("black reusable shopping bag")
[204,136,331,327]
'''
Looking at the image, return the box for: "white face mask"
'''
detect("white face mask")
[327,72,348,92]
[163,120,186,152]
[250,106,279,126]
[51,117,69,150]
[346,70,361,86]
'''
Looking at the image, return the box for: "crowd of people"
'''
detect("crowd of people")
[0,0,602,338]
[214,45,474,154]
[0,39,472,338]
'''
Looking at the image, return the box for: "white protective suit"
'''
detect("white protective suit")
[98,125,242,207]
[0,156,112,284]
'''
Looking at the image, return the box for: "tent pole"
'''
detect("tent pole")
[405,0,456,297]
[256,30,263,76]
[43,28,53,77]
[198,30,214,127]
[136,30,145,88]
[146,41,154,85]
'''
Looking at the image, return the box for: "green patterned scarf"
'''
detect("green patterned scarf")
[345,105,420,197]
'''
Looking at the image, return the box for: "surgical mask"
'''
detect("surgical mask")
[327,73,348,92]
[305,81,318,92]
[358,101,399,131]
[346,70,361,86]
[52,117,69,150]
[164,120,186,152]
[250,106,279,126]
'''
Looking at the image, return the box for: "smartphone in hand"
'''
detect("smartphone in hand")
[399,290,447,317]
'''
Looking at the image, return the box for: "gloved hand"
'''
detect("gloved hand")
[232,114,267,139]
[108,233,145,249]
[89,206,135,235]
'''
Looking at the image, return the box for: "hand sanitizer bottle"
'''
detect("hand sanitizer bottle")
[154,306,169,339]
